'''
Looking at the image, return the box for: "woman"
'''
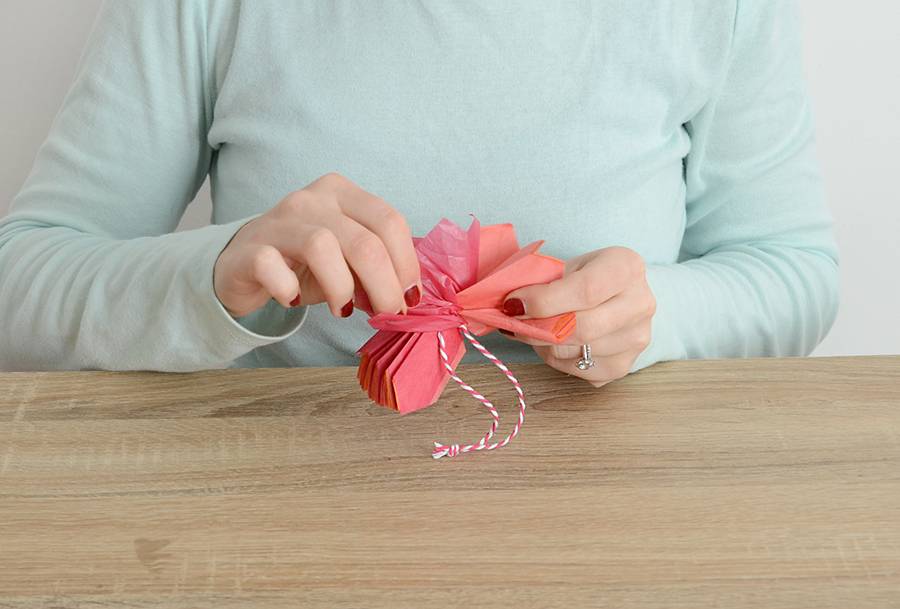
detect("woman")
[0,1,838,386]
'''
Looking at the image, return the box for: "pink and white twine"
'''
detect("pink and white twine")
[432,324,527,459]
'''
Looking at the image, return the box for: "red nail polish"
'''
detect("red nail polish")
[498,328,514,336]
[502,298,525,317]
[340,300,354,318]
[290,294,301,307]
[404,285,421,308]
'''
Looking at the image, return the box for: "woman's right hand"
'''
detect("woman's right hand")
[213,173,421,319]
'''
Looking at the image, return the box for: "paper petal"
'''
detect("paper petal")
[368,309,462,333]
[390,330,465,414]
[372,332,414,407]
[358,330,407,405]
[456,246,565,310]
[415,218,480,294]
[476,223,520,280]
[384,331,421,410]
[461,308,577,343]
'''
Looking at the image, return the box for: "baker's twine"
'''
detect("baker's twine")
[432,324,526,459]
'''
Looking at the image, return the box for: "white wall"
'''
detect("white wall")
[1,2,898,356]
[0,0,212,232]
[797,2,900,355]
[0,1,102,219]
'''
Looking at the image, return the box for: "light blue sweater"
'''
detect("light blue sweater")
[0,1,838,372]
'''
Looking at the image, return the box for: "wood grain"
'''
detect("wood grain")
[1,356,899,608]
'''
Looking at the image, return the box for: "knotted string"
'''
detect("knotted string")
[432,324,527,459]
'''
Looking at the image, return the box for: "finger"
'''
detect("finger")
[248,245,300,308]
[291,183,406,313]
[295,227,359,316]
[332,179,422,305]
[548,288,653,358]
[272,177,418,313]
[550,344,584,360]
[264,223,356,317]
[547,323,651,360]
[504,247,643,318]
[563,286,654,345]
[307,173,420,304]
[498,284,648,351]
[496,330,554,347]
[587,324,652,357]
[331,215,406,314]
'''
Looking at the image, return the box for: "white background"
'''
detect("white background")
[2,1,898,356]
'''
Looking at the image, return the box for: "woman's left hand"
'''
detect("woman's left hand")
[500,247,656,387]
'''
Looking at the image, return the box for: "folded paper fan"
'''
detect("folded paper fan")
[356,217,576,458]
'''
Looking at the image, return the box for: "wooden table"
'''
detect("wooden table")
[1,356,899,608]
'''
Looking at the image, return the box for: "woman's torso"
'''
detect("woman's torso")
[203,0,735,366]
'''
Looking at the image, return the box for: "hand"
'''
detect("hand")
[214,173,421,318]
[500,247,656,387]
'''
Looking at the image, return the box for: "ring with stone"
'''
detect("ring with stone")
[576,344,595,370]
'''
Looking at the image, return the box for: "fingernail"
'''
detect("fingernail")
[404,285,421,308]
[290,294,301,307]
[340,300,354,318]
[498,328,515,336]
[502,298,525,317]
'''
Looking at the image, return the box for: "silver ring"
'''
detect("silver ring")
[576,344,595,370]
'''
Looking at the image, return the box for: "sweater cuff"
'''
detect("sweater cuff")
[189,217,307,358]
[631,263,689,372]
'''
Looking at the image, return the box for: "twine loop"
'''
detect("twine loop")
[432,324,527,459]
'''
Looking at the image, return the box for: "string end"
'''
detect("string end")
[432,441,448,459]
[432,441,460,459]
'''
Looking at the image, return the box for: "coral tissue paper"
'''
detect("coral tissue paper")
[355,217,576,433]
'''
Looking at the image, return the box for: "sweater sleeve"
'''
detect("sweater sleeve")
[633,0,839,370]
[0,0,305,372]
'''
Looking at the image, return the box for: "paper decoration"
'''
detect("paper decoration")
[355,217,576,458]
